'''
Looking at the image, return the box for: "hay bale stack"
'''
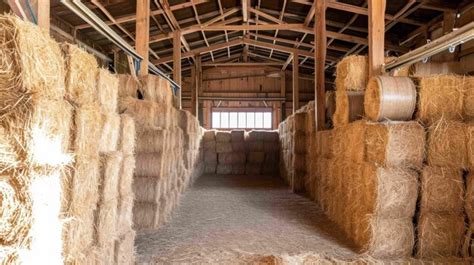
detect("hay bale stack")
[417,75,465,125]
[0,15,82,263]
[202,130,217,174]
[97,68,119,113]
[262,131,280,175]
[230,130,246,175]
[335,55,368,91]
[464,76,474,121]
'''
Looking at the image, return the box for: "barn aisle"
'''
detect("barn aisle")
[135,174,358,264]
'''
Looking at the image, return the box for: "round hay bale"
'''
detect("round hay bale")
[333,90,364,128]
[417,75,465,125]
[335,55,368,91]
[427,119,467,169]
[420,166,464,214]
[365,76,416,122]
[365,121,425,168]
[416,212,465,258]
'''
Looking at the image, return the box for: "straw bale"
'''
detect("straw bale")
[420,166,464,214]
[0,15,66,103]
[361,217,415,258]
[0,128,20,171]
[217,164,232,175]
[118,155,135,197]
[231,130,245,142]
[247,141,264,152]
[293,154,306,172]
[263,142,280,153]
[139,75,159,102]
[262,164,279,175]
[318,130,333,158]
[247,131,265,142]
[464,76,474,120]
[203,141,216,151]
[99,113,120,153]
[203,151,217,164]
[245,164,262,175]
[248,152,265,163]
[335,55,368,91]
[133,177,161,203]
[136,128,166,153]
[346,120,365,162]
[292,131,306,155]
[25,171,64,264]
[158,76,174,105]
[114,230,136,265]
[0,174,31,246]
[365,121,425,168]
[333,90,365,128]
[232,164,246,175]
[203,130,216,142]
[118,114,136,156]
[118,74,139,98]
[264,153,279,164]
[204,164,216,174]
[467,124,474,169]
[97,68,119,113]
[99,152,123,203]
[416,212,465,258]
[216,142,232,153]
[466,172,474,220]
[410,61,468,77]
[72,104,102,156]
[427,119,467,169]
[294,113,307,132]
[231,152,246,164]
[116,194,134,235]
[216,131,232,142]
[133,202,159,229]
[118,97,156,129]
[362,164,419,218]
[62,43,98,105]
[135,153,164,177]
[417,75,465,124]
[95,199,117,252]
[262,131,279,142]
[218,153,233,165]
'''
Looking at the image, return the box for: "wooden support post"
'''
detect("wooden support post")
[191,55,200,117]
[315,0,326,130]
[368,0,386,78]
[29,0,50,31]
[136,0,150,76]
[173,31,182,109]
[292,53,299,113]
[280,70,286,122]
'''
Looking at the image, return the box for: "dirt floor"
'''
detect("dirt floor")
[135,174,363,264]
[135,174,471,264]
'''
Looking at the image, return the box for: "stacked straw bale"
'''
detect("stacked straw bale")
[201,129,279,176]
[0,15,73,264]
[312,121,423,258]
[120,74,204,231]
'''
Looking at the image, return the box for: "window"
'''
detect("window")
[212,110,272,129]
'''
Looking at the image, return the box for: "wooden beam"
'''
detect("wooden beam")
[368,0,386,78]
[136,0,150,76]
[76,0,210,30]
[315,0,326,130]
[293,53,299,112]
[173,31,182,108]
[242,0,249,22]
[248,7,285,24]
[243,37,314,58]
[203,62,283,67]
[32,0,50,31]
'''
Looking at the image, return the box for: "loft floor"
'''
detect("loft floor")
[135,174,360,264]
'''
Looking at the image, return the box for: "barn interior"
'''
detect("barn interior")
[1,0,474,264]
